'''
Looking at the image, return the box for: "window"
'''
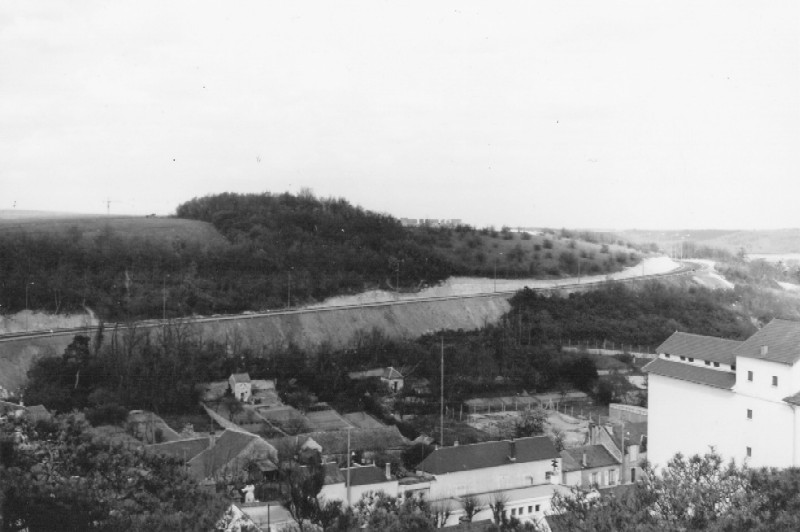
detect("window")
[535,504,541,512]
[609,469,617,485]
[689,357,694,362]
[664,353,670,358]
[680,356,686,361]
[773,376,779,386]
[748,370,753,381]
[591,472,598,485]
[528,506,532,513]
[732,364,736,370]
[747,447,752,458]
[705,360,711,366]
[511,509,516,516]
[631,468,636,482]
[747,409,753,420]
[714,362,720,368]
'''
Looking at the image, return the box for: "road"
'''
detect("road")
[0,257,698,343]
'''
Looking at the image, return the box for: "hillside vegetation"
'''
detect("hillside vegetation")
[0,192,638,321]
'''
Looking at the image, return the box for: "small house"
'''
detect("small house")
[348,366,404,392]
[229,373,252,402]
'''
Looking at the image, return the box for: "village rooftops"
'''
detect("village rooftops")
[417,437,559,475]
[269,426,407,457]
[643,358,736,389]
[656,331,742,365]
[147,436,211,462]
[560,444,620,472]
[733,319,800,365]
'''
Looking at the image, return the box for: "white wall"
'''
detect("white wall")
[427,459,558,501]
[650,372,800,469]
[648,374,736,469]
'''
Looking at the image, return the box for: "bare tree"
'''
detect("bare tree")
[460,494,479,523]
[489,492,510,525]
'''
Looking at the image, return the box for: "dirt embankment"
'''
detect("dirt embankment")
[0,295,512,394]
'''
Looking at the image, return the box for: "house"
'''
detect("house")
[229,373,252,402]
[416,437,561,501]
[645,320,800,469]
[348,367,404,392]
[319,463,399,505]
[560,444,621,488]
[414,437,566,525]
[188,429,277,482]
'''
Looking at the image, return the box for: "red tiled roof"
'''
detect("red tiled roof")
[733,319,800,365]
[656,331,741,365]
[643,358,736,389]
[417,437,559,475]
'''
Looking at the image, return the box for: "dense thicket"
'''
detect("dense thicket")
[508,281,756,348]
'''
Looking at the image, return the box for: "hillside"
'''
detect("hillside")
[0,192,639,322]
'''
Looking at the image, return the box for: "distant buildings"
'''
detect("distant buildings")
[646,320,800,469]
[400,218,463,229]
[348,366,404,392]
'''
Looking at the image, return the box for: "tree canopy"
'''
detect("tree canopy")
[0,413,229,531]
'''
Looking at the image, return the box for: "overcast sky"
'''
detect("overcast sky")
[2,1,798,229]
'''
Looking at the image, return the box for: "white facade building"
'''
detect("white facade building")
[646,320,800,469]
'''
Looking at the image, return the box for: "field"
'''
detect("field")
[0,214,229,248]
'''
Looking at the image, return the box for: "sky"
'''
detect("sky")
[2,1,799,230]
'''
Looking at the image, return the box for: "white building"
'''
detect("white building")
[229,373,252,402]
[414,437,567,526]
[646,320,800,469]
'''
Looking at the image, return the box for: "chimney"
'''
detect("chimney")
[208,431,217,449]
[385,462,391,481]
[761,345,769,357]
[582,451,588,468]
[508,440,517,462]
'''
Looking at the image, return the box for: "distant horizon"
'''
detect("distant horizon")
[2,207,800,234]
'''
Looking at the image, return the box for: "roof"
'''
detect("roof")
[733,319,800,365]
[147,437,210,462]
[342,465,392,486]
[188,430,275,478]
[270,426,408,456]
[230,373,251,383]
[784,391,800,406]
[561,445,620,472]
[643,358,736,389]
[656,331,741,365]
[417,437,559,475]
[348,367,403,380]
[341,411,385,429]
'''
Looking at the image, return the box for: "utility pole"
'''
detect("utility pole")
[346,427,352,506]
[440,335,444,446]
[287,269,292,308]
[162,276,167,322]
[25,281,34,331]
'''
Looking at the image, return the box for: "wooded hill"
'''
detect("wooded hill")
[0,191,639,321]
